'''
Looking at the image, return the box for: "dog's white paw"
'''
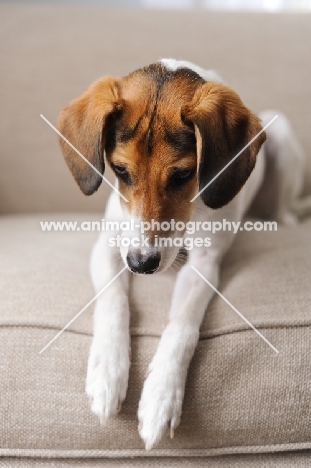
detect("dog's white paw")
[86,337,130,424]
[138,361,185,450]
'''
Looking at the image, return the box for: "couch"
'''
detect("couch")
[1,4,311,466]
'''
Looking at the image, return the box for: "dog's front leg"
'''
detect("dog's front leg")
[86,231,130,423]
[138,247,220,450]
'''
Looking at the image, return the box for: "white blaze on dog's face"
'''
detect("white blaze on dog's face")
[105,65,200,273]
[57,61,266,274]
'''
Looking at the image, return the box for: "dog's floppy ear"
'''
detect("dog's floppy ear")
[182,82,266,209]
[57,76,122,195]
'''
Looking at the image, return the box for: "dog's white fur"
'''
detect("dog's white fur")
[85,60,306,450]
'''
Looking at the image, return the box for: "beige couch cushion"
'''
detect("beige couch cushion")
[1,5,311,215]
[1,214,310,337]
[2,453,311,468]
[1,214,311,458]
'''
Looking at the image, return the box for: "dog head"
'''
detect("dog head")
[57,60,266,274]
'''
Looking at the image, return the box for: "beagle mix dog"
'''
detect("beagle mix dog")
[57,59,305,450]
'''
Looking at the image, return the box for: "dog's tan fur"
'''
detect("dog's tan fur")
[57,63,265,237]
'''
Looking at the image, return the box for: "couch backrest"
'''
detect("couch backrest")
[1,5,310,213]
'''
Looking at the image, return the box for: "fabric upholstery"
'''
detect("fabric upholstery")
[1,214,310,337]
[1,214,311,460]
[2,453,311,467]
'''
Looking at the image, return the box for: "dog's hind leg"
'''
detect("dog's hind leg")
[250,110,307,225]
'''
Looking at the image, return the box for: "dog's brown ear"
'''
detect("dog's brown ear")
[182,82,266,209]
[57,76,122,195]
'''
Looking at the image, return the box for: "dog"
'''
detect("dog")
[57,59,305,450]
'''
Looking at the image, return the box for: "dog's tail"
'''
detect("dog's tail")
[254,110,310,225]
[291,195,311,220]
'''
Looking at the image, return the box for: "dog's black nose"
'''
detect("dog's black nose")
[126,251,161,274]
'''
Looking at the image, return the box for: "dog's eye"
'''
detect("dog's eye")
[113,165,127,175]
[167,168,196,190]
[175,169,193,179]
[111,164,132,186]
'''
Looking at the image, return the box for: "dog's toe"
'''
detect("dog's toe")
[137,363,183,450]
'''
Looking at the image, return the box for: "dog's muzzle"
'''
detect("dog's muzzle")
[126,249,161,275]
